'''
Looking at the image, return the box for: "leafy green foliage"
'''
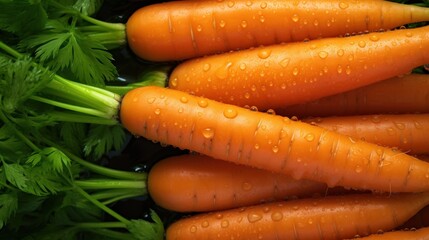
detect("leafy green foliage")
[0,191,18,229]
[0,0,48,36]
[83,124,126,160]
[127,210,165,240]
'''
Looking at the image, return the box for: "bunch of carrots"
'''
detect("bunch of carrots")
[115,0,429,239]
[2,0,429,239]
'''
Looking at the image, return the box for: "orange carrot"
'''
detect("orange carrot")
[166,192,429,240]
[276,74,429,118]
[302,114,429,155]
[350,226,429,240]
[120,86,429,193]
[169,25,429,111]
[126,0,429,61]
[148,154,343,212]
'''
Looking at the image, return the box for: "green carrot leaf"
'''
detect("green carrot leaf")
[83,124,126,160]
[0,191,19,229]
[0,0,48,36]
[72,0,104,16]
[127,210,165,240]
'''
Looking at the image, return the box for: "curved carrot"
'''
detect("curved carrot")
[169,25,429,111]
[166,192,429,240]
[148,154,340,212]
[350,226,429,240]
[120,86,429,193]
[276,74,429,118]
[126,0,429,61]
[302,114,429,155]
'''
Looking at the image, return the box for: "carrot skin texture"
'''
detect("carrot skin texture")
[276,74,429,118]
[350,226,429,240]
[148,154,334,212]
[170,26,429,111]
[120,86,429,193]
[303,114,429,155]
[126,0,429,61]
[166,192,429,240]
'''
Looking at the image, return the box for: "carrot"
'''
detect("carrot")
[165,192,429,240]
[148,154,345,212]
[302,114,429,155]
[120,86,429,193]
[276,74,429,118]
[126,0,429,61]
[350,226,429,240]
[169,25,429,111]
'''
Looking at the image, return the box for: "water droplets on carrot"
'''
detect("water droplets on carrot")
[247,213,263,223]
[202,128,215,139]
[190,225,197,233]
[198,99,208,108]
[339,2,348,9]
[203,63,211,72]
[313,20,319,26]
[170,77,178,87]
[355,165,363,173]
[358,40,366,48]
[223,108,238,119]
[292,67,299,76]
[272,145,279,153]
[154,108,161,115]
[227,1,234,7]
[242,182,253,191]
[239,62,247,70]
[180,96,189,103]
[291,14,299,22]
[245,0,252,6]
[241,20,248,28]
[369,35,379,42]
[279,58,290,68]
[260,2,267,9]
[258,49,271,59]
[271,212,283,221]
[305,133,315,141]
[337,49,345,57]
[318,51,328,59]
[201,221,210,228]
[219,20,226,28]
[146,97,156,104]
[221,220,229,228]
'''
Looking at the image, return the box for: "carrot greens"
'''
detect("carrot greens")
[0,40,167,239]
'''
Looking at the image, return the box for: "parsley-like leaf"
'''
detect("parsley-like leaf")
[0,0,48,36]
[127,210,165,240]
[20,19,117,86]
[83,124,126,160]
[73,0,103,16]
[0,191,18,229]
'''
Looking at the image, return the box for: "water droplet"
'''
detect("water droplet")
[247,213,263,223]
[279,58,290,68]
[358,40,366,48]
[190,225,197,233]
[355,165,363,173]
[272,145,279,153]
[246,0,252,6]
[202,128,215,139]
[318,51,328,59]
[244,92,251,99]
[259,15,265,23]
[337,49,345,56]
[154,108,161,115]
[339,2,349,9]
[201,221,210,228]
[266,109,276,115]
[348,54,354,61]
[239,63,247,70]
[196,24,203,32]
[198,99,208,108]
[395,123,405,130]
[241,20,248,28]
[242,182,252,191]
[132,97,138,102]
[337,65,343,74]
[221,220,229,228]
[254,143,260,149]
[219,20,226,28]
[258,49,271,59]
[227,1,234,7]
[250,106,258,111]
[146,97,156,104]
[215,213,223,219]
[260,2,267,9]
[405,31,413,37]
[180,96,188,103]
[305,133,315,141]
[291,14,299,22]
[203,63,211,71]
[414,121,423,129]
[292,67,299,76]
[271,212,283,221]
[223,108,238,119]
[369,35,379,42]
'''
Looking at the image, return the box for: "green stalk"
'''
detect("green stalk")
[75,179,146,190]
[105,70,169,96]
[75,222,127,229]
[85,228,135,240]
